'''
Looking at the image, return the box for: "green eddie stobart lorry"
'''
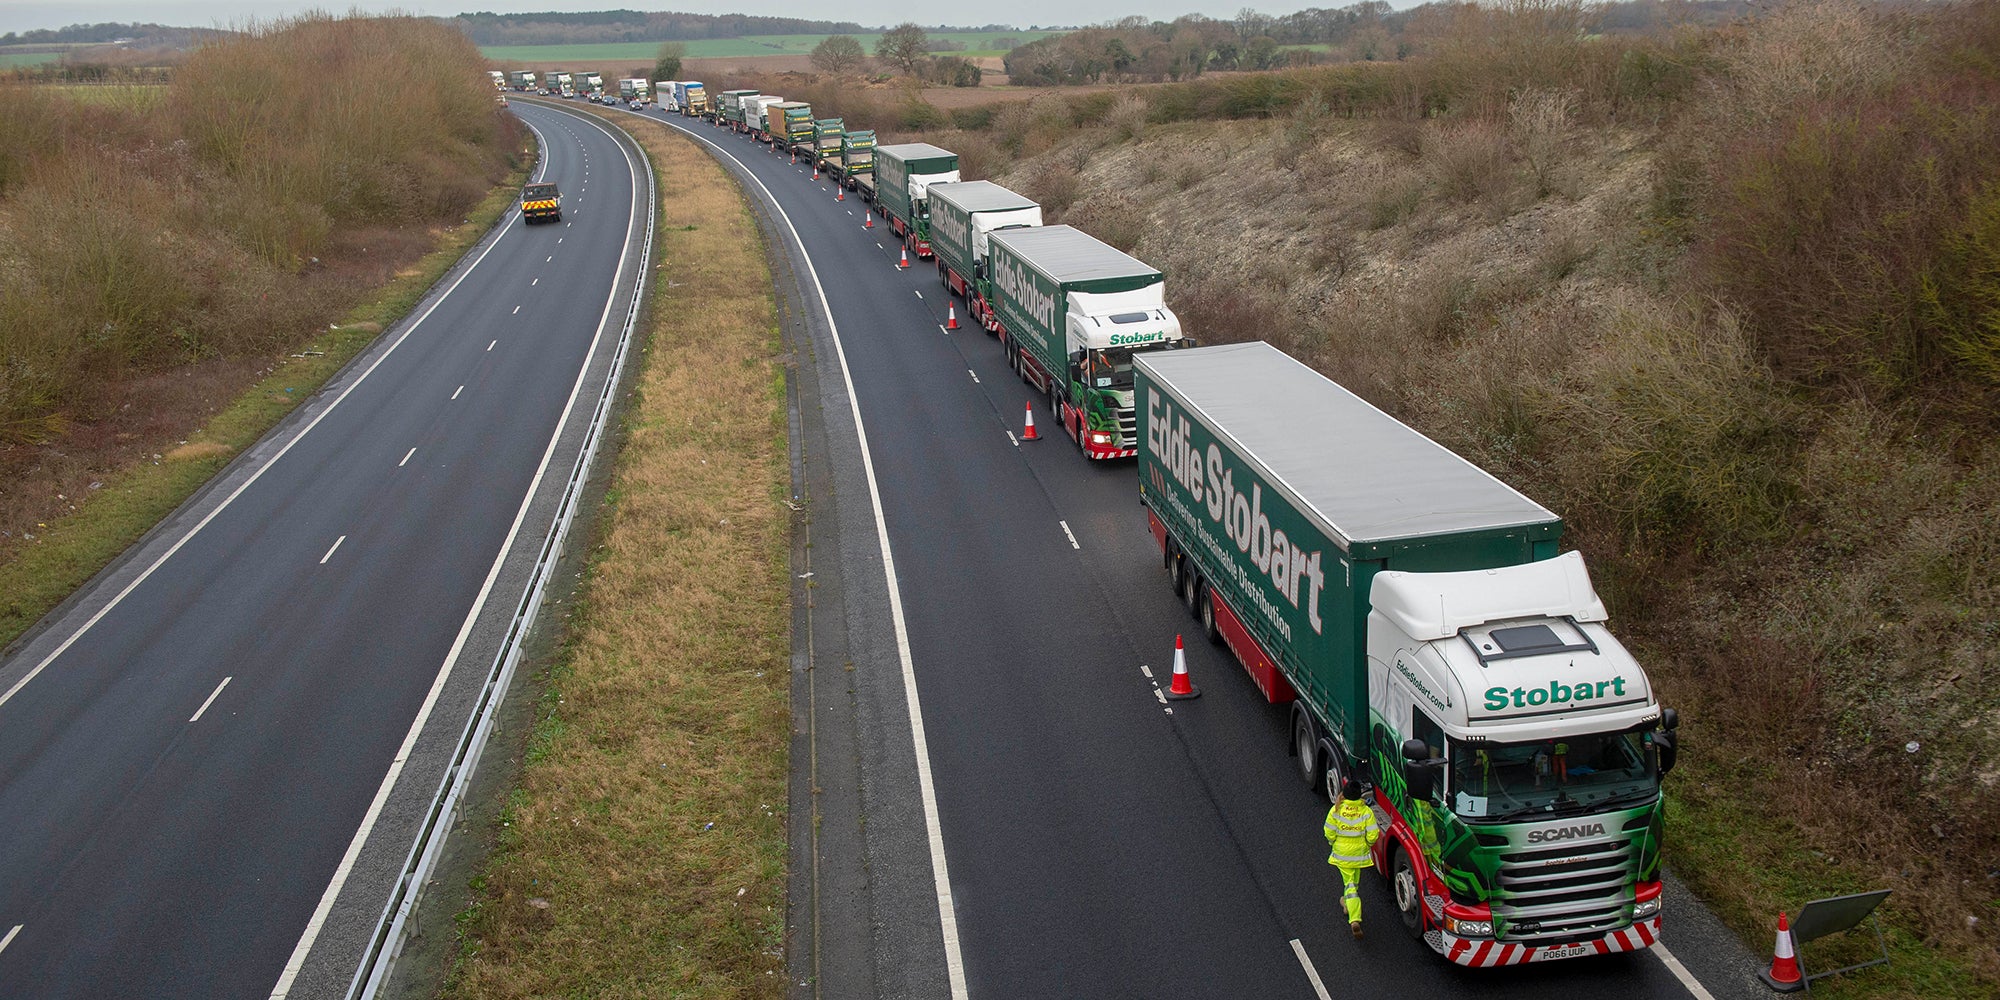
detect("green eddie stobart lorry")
[928,181,1043,335]
[991,225,1188,459]
[1135,341,1681,967]
[838,130,875,194]
[872,143,959,259]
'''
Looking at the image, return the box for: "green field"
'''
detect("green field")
[0,50,63,68]
[481,31,1059,63]
[42,83,168,108]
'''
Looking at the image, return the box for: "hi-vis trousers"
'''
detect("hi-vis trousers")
[1332,861,1366,924]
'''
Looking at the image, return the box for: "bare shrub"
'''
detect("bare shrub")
[1024,160,1081,218]
[1277,89,1330,169]
[1063,195,1146,254]
[1171,152,1205,191]
[1718,0,1920,125]
[1535,220,1593,281]
[990,94,1073,156]
[1419,119,1514,205]
[1103,95,1149,144]
[1168,273,1301,363]
[1544,298,1797,548]
[1349,166,1426,230]
[1508,87,1578,199]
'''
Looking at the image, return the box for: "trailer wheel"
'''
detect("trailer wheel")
[1199,586,1222,644]
[1182,573,1202,617]
[1390,844,1426,939]
[1320,739,1344,801]
[1291,708,1326,792]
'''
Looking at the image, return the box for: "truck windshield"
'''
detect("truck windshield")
[524,184,556,199]
[1448,726,1660,821]
[1085,347,1138,390]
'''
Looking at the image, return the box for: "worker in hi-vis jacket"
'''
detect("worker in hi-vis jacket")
[1323,778,1380,939]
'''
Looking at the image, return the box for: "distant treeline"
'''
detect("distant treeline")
[451,12,877,45]
[1006,0,1757,84]
[0,22,223,47]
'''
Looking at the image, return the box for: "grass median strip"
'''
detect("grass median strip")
[444,116,790,998]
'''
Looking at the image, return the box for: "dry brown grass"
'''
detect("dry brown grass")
[444,112,789,999]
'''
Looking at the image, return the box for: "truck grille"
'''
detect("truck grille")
[1118,409,1137,447]
[1492,834,1636,943]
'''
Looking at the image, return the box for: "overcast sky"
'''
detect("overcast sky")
[0,1,1336,36]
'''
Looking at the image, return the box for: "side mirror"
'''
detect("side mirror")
[1656,708,1680,777]
[1401,738,1441,801]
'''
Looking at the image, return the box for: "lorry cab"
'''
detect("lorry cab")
[1364,552,1673,963]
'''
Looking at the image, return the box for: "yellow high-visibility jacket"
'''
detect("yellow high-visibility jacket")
[1324,798,1379,867]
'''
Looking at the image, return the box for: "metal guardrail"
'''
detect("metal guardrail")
[342,107,658,1000]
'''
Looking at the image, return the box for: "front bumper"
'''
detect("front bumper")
[1437,915,1661,967]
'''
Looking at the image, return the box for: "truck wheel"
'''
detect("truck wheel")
[1320,740,1345,801]
[1199,587,1222,644]
[1182,574,1202,617]
[1291,708,1326,791]
[1390,844,1426,939]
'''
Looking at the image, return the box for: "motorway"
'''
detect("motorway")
[625,104,1769,1000]
[0,101,648,999]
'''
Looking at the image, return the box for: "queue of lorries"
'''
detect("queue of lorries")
[531,75,1687,969]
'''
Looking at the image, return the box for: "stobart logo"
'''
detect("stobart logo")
[932,204,969,254]
[1146,390,1326,634]
[995,254,1055,331]
[1110,330,1163,347]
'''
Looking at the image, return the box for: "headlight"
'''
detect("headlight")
[1633,897,1662,919]
[1445,916,1493,938]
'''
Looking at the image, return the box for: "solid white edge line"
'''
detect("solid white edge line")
[1289,939,1334,1000]
[319,535,346,565]
[0,924,20,955]
[267,110,639,998]
[1652,941,1719,1000]
[0,155,524,715]
[189,676,232,723]
[656,116,971,1000]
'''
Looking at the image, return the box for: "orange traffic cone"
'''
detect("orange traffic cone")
[862,208,871,228]
[813,162,820,179]
[836,185,845,202]
[897,247,910,269]
[946,303,959,330]
[1021,400,1039,441]
[1166,634,1200,699]
[1758,912,1804,992]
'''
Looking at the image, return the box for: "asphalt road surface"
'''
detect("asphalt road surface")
[0,100,648,999]
[630,103,1769,1000]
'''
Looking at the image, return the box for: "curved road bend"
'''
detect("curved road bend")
[0,101,648,1000]
[630,104,1766,1000]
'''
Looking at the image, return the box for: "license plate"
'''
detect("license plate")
[1535,943,1595,961]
